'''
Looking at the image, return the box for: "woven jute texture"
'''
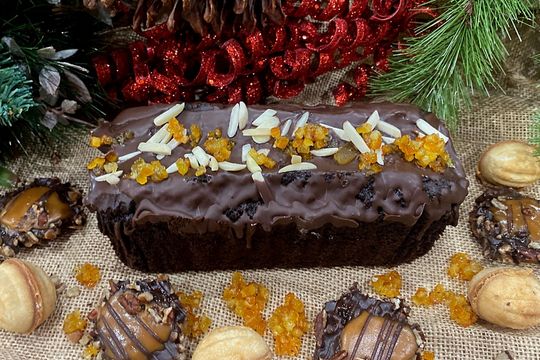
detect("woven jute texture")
[1,29,540,360]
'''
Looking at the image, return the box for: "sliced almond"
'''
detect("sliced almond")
[320,123,348,141]
[95,171,123,185]
[252,135,271,144]
[160,131,173,145]
[416,119,449,143]
[252,109,277,126]
[382,136,395,144]
[311,147,339,157]
[154,103,185,126]
[192,146,210,167]
[242,128,273,136]
[166,162,178,174]
[157,138,181,160]
[241,144,252,163]
[227,103,240,138]
[209,155,219,171]
[343,121,370,153]
[251,171,264,183]
[291,155,302,164]
[246,154,262,173]
[238,101,248,130]
[365,110,380,130]
[281,119,292,136]
[375,148,384,165]
[292,111,309,135]
[218,161,247,172]
[105,175,120,185]
[185,153,199,169]
[118,151,142,162]
[251,171,273,203]
[278,162,317,173]
[258,148,271,156]
[138,142,172,156]
[376,120,401,138]
[147,124,170,143]
[255,116,279,129]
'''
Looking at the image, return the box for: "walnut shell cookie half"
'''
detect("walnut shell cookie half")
[0,177,85,259]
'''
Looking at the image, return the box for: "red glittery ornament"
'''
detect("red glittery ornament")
[94,0,437,105]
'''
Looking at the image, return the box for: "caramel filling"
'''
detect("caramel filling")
[492,198,540,242]
[0,186,72,230]
[97,292,174,360]
[340,311,417,360]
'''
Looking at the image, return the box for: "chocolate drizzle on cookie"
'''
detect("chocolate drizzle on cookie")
[470,188,540,264]
[93,277,186,360]
[0,178,85,259]
[314,284,423,360]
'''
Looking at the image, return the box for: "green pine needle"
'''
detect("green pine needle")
[370,0,534,130]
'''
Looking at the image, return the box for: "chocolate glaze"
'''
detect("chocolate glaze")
[86,102,468,243]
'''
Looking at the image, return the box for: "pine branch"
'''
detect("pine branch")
[370,0,534,129]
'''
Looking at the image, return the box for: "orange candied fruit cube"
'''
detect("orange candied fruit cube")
[86,157,105,170]
[89,136,102,148]
[82,343,100,358]
[292,124,329,155]
[448,252,483,281]
[75,263,101,288]
[429,284,453,305]
[204,136,233,162]
[358,152,378,172]
[105,152,118,163]
[223,272,269,335]
[63,309,87,334]
[411,287,431,307]
[248,148,276,169]
[269,293,310,356]
[370,270,402,298]
[176,158,191,176]
[448,294,477,327]
[150,160,168,182]
[100,135,113,145]
[274,136,290,150]
[177,290,212,338]
[363,130,383,151]
[394,133,450,172]
[270,127,281,138]
[129,158,168,185]
[356,123,372,134]
[195,165,206,177]
[190,124,202,146]
[167,118,189,143]
[421,351,435,360]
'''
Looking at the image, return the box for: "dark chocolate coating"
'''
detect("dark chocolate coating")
[469,188,540,264]
[86,102,468,272]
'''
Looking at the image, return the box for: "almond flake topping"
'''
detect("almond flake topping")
[382,136,395,144]
[320,123,348,141]
[365,110,380,130]
[416,119,449,143]
[246,154,262,173]
[292,111,309,135]
[238,101,248,130]
[375,149,384,165]
[157,138,181,160]
[343,121,370,153]
[218,161,247,172]
[118,151,142,162]
[258,148,271,156]
[252,109,277,126]
[147,123,170,143]
[241,144,252,162]
[95,171,123,185]
[281,119,292,136]
[242,128,273,136]
[192,146,210,167]
[166,162,178,174]
[278,162,317,173]
[153,103,185,126]
[209,155,219,171]
[227,103,240,138]
[376,120,401,138]
[311,148,339,157]
[184,153,199,169]
[138,142,172,156]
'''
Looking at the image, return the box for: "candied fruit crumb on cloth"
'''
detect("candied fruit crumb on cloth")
[370,270,402,298]
[177,290,212,338]
[448,252,484,281]
[269,293,310,357]
[63,309,87,342]
[75,263,101,288]
[223,272,269,335]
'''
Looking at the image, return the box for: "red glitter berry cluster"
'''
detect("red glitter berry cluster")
[93,0,437,105]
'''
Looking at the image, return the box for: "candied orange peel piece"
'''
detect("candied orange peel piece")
[292,124,329,156]
[167,118,190,143]
[421,351,435,360]
[448,252,483,281]
[86,157,106,170]
[448,294,477,327]
[204,128,234,162]
[177,290,212,338]
[223,272,269,335]
[271,127,290,150]
[411,287,431,307]
[129,158,168,185]
[370,270,402,298]
[176,158,190,176]
[394,134,450,172]
[269,293,310,356]
[249,148,276,169]
[75,263,101,288]
[82,343,100,358]
[89,135,113,148]
[63,309,87,334]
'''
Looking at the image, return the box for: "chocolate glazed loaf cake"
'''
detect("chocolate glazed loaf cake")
[86,102,468,272]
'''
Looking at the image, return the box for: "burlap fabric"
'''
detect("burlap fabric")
[1,27,539,360]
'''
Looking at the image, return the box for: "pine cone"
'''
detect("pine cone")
[133,0,285,35]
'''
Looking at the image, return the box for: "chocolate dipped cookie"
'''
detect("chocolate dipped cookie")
[86,102,468,272]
